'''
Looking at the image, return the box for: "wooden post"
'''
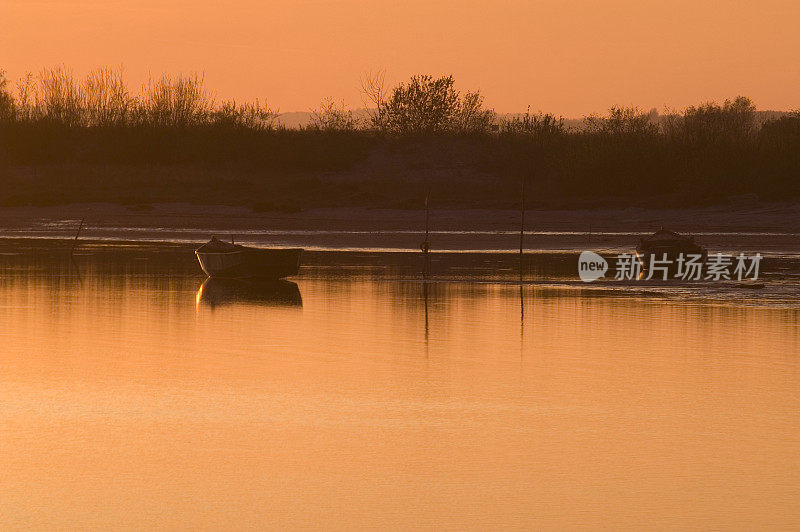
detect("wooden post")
[425,190,430,244]
[519,176,525,281]
[421,189,431,279]
[70,218,84,257]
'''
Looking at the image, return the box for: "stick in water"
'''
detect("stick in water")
[70,218,84,256]
[519,176,525,280]
[422,189,431,279]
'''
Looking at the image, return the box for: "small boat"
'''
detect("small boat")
[636,228,707,277]
[195,237,302,279]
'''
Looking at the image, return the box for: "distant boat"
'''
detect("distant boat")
[195,237,302,279]
[636,228,707,277]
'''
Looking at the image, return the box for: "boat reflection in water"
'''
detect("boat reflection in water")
[196,278,302,309]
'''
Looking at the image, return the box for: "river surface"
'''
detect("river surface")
[1,241,799,529]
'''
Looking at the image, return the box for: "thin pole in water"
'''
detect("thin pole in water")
[519,176,525,281]
[70,218,84,257]
[421,189,431,279]
[425,191,430,241]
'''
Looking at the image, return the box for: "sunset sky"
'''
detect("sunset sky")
[2,0,799,115]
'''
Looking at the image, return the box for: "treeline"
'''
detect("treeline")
[0,67,277,129]
[0,66,799,209]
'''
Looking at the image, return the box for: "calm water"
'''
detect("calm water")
[1,242,799,529]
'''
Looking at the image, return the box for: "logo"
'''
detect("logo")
[578,251,608,282]
[577,250,762,282]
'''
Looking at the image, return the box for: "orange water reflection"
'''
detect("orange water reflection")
[1,256,799,529]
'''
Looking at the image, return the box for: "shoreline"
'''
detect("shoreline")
[1,201,798,230]
[1,202,798,255]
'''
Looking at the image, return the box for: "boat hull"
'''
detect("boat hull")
[196,248,302,279]
[636,242,707,279]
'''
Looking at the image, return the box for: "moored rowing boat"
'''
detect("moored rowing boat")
[195,237,302,279]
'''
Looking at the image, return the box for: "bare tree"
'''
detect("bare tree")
[381,74,460,135]
[38,65,84,126]
[379,74,495,135]
[0,70,13,121]
[211,99,279,130]
[501,107,565,138]
[682,96,756,144]
[309,97,359,131]
[359,70,387,130]
[84,67,132,127]
[456,90,495,134]
[15,73,36,121]
[143,73,212,127]
[584,106,658,136]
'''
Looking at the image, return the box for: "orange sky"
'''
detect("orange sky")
[2,0,799,115]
